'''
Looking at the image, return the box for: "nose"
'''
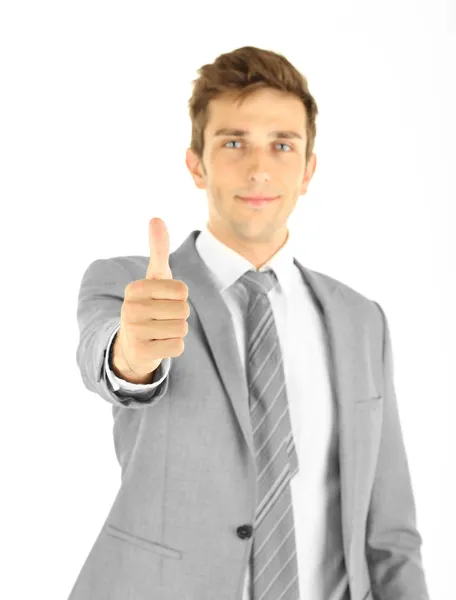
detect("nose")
[249,171,271,184]
[247,148,272,184]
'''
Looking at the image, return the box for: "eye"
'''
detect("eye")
[276,143,292,152]
[223,140,293,152]
[224,140,242,149]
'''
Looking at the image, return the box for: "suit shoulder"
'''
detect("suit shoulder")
[305,266,379,312]
[305,267,385,354]
[82,255,148,284]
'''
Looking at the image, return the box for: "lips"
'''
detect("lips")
[238,195,278,201]
[237,195,279,208]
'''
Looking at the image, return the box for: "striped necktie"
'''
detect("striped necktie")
[237,269,300,600]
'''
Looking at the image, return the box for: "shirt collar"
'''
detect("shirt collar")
[195,222,296,298]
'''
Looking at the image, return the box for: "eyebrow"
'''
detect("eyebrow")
[213,128,303,140]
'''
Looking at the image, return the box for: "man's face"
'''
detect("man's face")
[186,87,317,267]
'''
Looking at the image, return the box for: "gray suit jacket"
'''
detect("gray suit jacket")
[69,230,430,600]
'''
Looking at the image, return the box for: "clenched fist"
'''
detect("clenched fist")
[112,218,190,384]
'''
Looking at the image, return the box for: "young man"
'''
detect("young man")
[71,46,429,600]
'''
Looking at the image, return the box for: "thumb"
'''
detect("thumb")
[146,217,173,280]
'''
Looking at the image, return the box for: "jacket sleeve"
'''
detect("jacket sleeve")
[75,257,171,409]
[366,301,430,599]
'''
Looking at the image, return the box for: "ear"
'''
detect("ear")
[186,148,207,190]
[300,153,317,195]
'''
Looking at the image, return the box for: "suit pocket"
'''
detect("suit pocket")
[105,523,182,560]
[355,394,382,405]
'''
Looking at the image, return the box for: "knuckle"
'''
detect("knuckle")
[136,280,146,295]
[125,280,140,296]
[179,281,189,297]
[172,338,185,355]
[120,303,129,322]
[183,301,191,319]
[122,301,137,322]
[124,283,132,299]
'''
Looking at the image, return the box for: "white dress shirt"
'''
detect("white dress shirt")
[104,224,350,600]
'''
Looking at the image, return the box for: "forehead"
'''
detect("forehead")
[205,89,307,136]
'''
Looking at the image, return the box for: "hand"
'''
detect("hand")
[114,218,190,378]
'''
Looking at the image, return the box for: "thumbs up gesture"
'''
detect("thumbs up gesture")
[112,218,190,382]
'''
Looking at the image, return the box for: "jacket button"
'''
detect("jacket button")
[237,524,253,539]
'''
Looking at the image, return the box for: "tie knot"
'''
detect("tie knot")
[237,269,278,297]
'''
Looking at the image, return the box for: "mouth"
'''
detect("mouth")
[236,195,279,207]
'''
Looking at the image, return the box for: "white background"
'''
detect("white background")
[1,1,454,598]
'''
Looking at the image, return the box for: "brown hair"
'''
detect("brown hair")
[188,46,319,171]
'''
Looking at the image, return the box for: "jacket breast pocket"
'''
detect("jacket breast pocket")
[105,523,182,560]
